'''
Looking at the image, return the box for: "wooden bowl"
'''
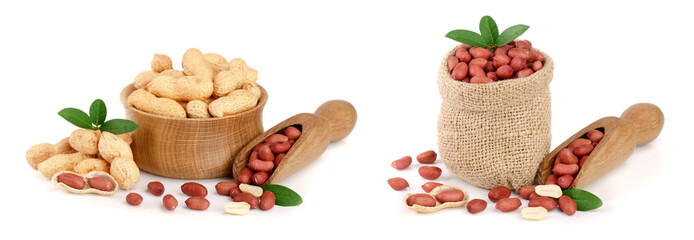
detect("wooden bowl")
[119,84,268,179]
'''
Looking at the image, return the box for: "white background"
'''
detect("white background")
[1,0,691,239]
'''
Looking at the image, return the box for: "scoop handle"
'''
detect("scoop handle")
[619,103,664,146]
[313,100,357,142]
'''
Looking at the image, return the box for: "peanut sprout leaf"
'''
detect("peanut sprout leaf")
[496,24,529,46]
[479,15,499,46]
[445,30,487,47]
[562,188,603,211]
[99,119,139,134]
[262,184,302,207]
[90,99,107,126]
[58,108,94,129]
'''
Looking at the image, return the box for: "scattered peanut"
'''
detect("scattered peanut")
[239,183,263,197]
[416,150,437,164]
[231,192,259,209]
[535,184,562,198]
[495,198,521,212]
[391,156,412,170]
[558,195,577,216]
[521,207,548,220]
[185,196,210,210]
[126,193,143,206]
[528,196,557,211]
[466,199,487,214]
[488,186,511,202]
[260,191,276,210]
[181,182,208,197]
[147,181,165,196]
[215,181,239,195]
[163,194,178,210]
[518,185,536,200]
[387,177,409,191]
[225,202,251,215]
[418,166,442,180]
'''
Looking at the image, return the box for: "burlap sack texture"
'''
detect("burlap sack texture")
[437,44,553,190]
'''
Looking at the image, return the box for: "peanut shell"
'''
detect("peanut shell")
[37,152,90,179]
[98,132,133,163]
[110,157,140,190]
[403,185,469,213]
[73,158,110,175]
[51,171,118,195]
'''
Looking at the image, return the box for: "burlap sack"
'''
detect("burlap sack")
[437,45,553,190]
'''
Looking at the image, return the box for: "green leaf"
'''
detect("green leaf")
[479,15,499,46]
[58,108,94,129]
[99,119,139,134]
[262,184,302,206]
[495,24,530,46]
[89,99,107,126]
[562,188,603,211]
[445,30,488,47]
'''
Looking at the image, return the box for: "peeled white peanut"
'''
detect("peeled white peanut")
[535,184,562,198]
[225,202,251,215]
[239,183,263,197]
[521,207,548,220]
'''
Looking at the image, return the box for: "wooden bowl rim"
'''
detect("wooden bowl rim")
[119,83,268,122]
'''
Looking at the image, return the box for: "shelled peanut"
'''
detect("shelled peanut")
[128,48,262,119]
[238,126,302,186]
[448,40,545,83]
[27,130,138,191]
[547,129,604,189]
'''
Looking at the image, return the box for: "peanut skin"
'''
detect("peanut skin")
[391,156,412,170]
[418,166,442,180]
[185,196,210,210]
[435,190,465,203]
[387,177,409,191]
[148,181,165,196]
[181,182,208,197]
[260,191,276,210]
[416,150,437,164]
[421,182,443,193]
[406,194,437,207]
[558,195,577,215]
[451,62,468,81]
[466,199,487,214]
[496,198,521,212]
[488,186,511,202]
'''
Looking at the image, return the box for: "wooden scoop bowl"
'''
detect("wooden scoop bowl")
[536,103,664,189]
[232,100,357,185]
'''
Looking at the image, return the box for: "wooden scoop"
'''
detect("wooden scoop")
[232,100,357,185]
[536,103,664,189]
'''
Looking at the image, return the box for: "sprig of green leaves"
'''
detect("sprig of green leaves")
[58,99,139,134]
[445,15,529,51]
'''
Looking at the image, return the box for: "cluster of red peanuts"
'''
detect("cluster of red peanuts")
[547,129,604,189]
[447,39,545,83]
[239,126,302,186]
